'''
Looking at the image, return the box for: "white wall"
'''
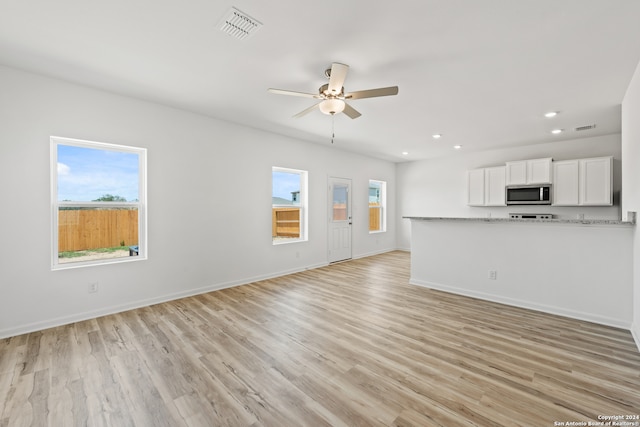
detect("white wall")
[396,135,622,250]
[622,60,640,349]
[0,66,397,338]
[410,220,633,328]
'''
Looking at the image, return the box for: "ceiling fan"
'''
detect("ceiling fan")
[267,63,398,119]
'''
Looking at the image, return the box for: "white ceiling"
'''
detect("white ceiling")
[1,1,640,162]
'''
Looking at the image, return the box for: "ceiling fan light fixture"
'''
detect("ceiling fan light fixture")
[319,99,345,115]
[268,62,398,120]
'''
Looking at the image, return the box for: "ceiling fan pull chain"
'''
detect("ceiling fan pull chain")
[331,114,335,144]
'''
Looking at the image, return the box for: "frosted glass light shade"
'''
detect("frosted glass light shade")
[319,99,345,115]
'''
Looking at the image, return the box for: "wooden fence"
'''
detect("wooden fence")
[61,206,379,250]
[369,204,382,231]
[272,207,300,238]
[272,205,382,236]
[58,209,138,252]
[333,203,347,221]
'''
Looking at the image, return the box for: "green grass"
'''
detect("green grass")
[59,246,129,259]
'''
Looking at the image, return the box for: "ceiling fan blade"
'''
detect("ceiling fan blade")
[343,102,362,119]
[345,86,399,100]
[327,63,349,95]
[293,102,320,118]
[268,88,320,98]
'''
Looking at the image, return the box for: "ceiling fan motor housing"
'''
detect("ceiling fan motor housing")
[319,83,344,98]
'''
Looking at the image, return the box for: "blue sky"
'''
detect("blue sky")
[57,145,139,202]
[272,170,300,201]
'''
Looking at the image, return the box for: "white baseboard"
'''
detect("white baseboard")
[411,278,632,330]
[0,262,328,339]
[353,247,398,260]
[632,322,640,352]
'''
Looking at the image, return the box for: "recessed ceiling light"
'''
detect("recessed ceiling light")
[402,151,409,156]
[432,134,442,139]
[453,145,462,150]
[544,111,558,118]
[551,129,563,134]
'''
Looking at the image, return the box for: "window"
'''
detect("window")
[51,136,147,269]
[369,180,386,232]
[272,167,307,244]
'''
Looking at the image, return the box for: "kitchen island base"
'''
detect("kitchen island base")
[407,217,634,329]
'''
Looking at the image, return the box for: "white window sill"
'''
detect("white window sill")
[272,238,307,246]
[52,255,147,271]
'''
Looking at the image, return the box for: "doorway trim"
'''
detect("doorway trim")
[328,176,352,263]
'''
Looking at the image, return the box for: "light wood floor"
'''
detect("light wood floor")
[1,251,639,426]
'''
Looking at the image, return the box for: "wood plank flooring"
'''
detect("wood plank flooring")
[1,251,639,426]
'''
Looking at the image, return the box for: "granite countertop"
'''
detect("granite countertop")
[403,216,636,226]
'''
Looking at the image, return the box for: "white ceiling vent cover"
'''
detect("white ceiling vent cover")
[575,124,596,131]
[219,7,262,40]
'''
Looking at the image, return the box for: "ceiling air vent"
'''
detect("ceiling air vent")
[219,7,262,40]
[575,124,596,132]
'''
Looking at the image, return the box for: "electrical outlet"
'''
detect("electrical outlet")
[88,282,99,293]
[488,270,497,280]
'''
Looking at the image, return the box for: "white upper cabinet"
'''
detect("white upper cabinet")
[469,156,611,208]
[552,160,580,205]
[467,169,485,206]
[529,158,553,184]
[467,166,506,206]
[552,156,612,206]
[484,166,506,206]
[580,156,612,205]
[505,158,552,185]
[505,161,527,185]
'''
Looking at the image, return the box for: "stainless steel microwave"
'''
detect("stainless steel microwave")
[506,184,551,205]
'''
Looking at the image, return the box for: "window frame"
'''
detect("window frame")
[368,179,387,234]
[272,166,308,245]
[50,136,147,270]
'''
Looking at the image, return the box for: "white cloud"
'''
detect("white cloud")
[57,162,70,175]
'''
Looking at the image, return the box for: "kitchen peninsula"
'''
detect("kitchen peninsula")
[405,216,635,329]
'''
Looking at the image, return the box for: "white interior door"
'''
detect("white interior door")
[328,177,352,263]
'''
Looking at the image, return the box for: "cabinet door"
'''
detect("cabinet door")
[507,158,552,185]
[505,161,527,185]
[467,169,485,206]
[528,158,552,184]
[580,157,612,205]
[552,160,579,206]
[485,166,506,206]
